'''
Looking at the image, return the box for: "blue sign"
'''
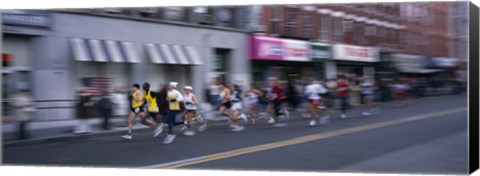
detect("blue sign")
[2,13,51,28]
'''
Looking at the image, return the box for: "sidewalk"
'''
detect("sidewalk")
[2,94,460,146]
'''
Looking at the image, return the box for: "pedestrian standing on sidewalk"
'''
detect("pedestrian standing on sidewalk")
[112,87,129,126]
[286,79,299,111]
[336,75,350,119]
[209,80,221,110]
[360,77,376,116]
[11,89,35,140]
[98,90,113,130]
[74,87,94,134]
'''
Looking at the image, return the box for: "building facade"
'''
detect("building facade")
[2,7,251,120]
[246,2,457,84]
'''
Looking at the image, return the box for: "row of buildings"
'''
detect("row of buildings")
[1,2,468,120]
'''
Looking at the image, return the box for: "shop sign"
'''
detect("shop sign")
[250,35,310,62]
[333,44,378,62]
[251,36,284,60]
[2,12,51,28]
[311,43,331,61]
[283,39,309,62]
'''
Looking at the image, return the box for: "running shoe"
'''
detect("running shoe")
[267,117,275,124]
[121,134,132,140]
[283,109,290,120]
[248,118,255,125]
[309,120,317,127]
[320,115,330,124]
[239,113,248,123]
[197,123,208,132]
[183,130,196,136]
[153,123,164,137]
[163,134,176,144]
[231,125,245,132]
[197,115,204,123]
[273,123,287,127]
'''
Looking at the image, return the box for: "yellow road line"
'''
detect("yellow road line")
[154,107,466,169]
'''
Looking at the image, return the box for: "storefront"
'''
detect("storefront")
[332,44,379,81]
[249,35,315,86]
[5,12,249,121]
[2,11,51,118]
[391,54,441,77]
[310,42,332,81]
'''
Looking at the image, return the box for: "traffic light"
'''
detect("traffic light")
[2,53,12,67]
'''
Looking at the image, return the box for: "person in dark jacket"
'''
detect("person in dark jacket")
[74,87,94,134]
[286,79,299,110]
[99,90,113,130]
[157,83,169,124]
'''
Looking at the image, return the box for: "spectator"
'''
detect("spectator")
[11,89,35,140]
[98,90,113,130]
[74,87,94,134]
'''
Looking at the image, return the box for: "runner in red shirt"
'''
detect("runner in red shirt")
[336,75,350,119]
[267,80,288,127]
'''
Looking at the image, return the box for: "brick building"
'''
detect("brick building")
[247,3,458,83]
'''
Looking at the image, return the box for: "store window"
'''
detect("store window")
[303,10,314,39]
[333,18,343,42]
[319,15,330,42]
[163,7,186,21]
[285,7,299,36]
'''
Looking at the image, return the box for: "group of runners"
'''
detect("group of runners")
[121,75,377,144]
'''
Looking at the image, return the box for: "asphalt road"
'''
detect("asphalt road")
[3,95,469,175]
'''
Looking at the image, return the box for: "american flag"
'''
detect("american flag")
[87,77,113,96]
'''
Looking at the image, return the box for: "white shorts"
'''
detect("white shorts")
[231,102,243,111]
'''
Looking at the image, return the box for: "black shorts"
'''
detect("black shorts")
[131,107,144,114]
[221,101,232,109]
[146,112,158,120]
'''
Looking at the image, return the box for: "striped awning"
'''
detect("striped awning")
[69,38,141,63]
[144,43,203,65]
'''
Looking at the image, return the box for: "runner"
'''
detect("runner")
[336,75,350,119]
[304,79,329,126]
[229,84,248,131]
[163,82,185,144]
[360,77,376,116]
[244,84,263,125]
[267,80,288,127]
[121,84,162,140]
[180,86,207,136]
[142,83,164,137]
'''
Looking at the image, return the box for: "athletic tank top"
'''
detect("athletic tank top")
[145,90,158,112]
[167,90,181,110]
[131,90,143,108]
[184,93,197,110]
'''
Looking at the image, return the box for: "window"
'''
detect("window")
[304,11,314,39]
[216,8,233,27]
[365,25,376,36]
[319,15,330,41]
[285,7,299,36]
[164,7,186,21]
[343,20,354,33]
[272,5,282,20]
[333,18,343,42]
[271,21,281,34]
[377,26,386,44]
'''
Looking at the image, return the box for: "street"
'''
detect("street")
[3,95,468,175]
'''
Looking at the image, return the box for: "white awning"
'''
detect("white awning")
[69,38,139,63]
[144,43,203,65]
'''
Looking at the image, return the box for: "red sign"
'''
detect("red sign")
[345,47,372,58]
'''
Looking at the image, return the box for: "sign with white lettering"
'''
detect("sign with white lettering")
[2,13,51,28]
[333,44,378,62]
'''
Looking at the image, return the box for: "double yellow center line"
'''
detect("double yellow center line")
[148,107,466,169]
